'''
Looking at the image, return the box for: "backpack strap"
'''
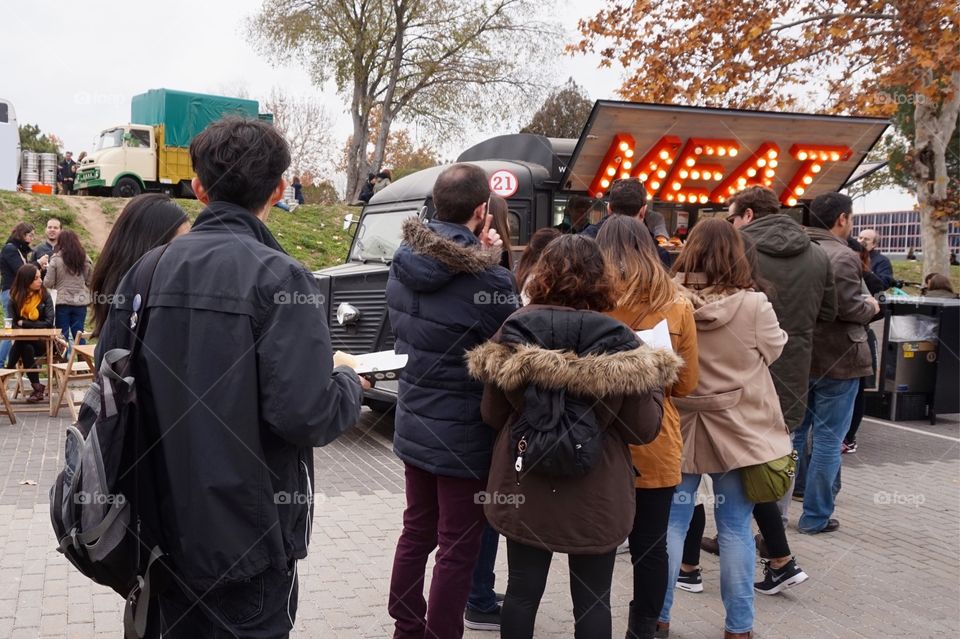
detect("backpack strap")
[127,244,170,355]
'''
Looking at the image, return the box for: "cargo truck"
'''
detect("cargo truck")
[314,100,890,413]
[74,89,269,197]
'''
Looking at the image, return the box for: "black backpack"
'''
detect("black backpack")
[511,384,603,479]
[49,246,168,638]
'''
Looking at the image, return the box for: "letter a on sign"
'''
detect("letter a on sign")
[490,169,519,197]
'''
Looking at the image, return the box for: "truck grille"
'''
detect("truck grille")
[328,289,391,354]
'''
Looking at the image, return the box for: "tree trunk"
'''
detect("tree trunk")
[371,1,407,177]
[346,80,372,203]
[912,76,959,278]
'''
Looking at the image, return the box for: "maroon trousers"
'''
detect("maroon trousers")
[389,463,487,639]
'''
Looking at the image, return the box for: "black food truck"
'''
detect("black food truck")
[313,101,888,412]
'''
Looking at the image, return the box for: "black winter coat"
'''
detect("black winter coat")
[386,218,517,479]
[97,201,363,589]
[7,289,55,327]
[1,240,30,291]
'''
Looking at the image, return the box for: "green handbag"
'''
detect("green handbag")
[740,450,798,503]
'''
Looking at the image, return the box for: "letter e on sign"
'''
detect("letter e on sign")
[490,169,519,197]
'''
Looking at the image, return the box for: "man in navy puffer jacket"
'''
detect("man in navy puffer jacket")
[386,163,517,638]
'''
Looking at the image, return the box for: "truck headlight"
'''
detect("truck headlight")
[336,302,360,326]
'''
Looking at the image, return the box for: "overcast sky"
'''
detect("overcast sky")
[0,0,912,211]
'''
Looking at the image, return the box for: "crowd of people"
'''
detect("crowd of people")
[15,113,953,638]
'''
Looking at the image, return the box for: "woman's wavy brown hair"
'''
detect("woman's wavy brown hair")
[525,234,615,311]
[672,217,756,292]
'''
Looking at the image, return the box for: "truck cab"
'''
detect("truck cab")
[75,124,157,197]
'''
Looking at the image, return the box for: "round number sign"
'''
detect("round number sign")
[489,169,519,197]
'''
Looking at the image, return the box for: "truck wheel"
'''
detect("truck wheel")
[113,177,142,198]
[365,398,396,415]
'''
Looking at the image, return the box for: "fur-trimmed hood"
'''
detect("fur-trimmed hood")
[466,306,683,398]
[393,218,503,291]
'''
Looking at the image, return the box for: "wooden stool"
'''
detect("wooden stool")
[0,368,18,424]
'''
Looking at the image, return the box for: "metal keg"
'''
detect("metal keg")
[20,151,39,190]
[39,152,58,185]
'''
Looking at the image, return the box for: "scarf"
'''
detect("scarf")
[21,291,42,321]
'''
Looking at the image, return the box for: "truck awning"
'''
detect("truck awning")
[561,101,888,206]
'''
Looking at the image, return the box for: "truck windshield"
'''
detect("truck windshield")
[96,128,125,150]
[349,210,419,263]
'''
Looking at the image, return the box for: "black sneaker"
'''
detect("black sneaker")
[842,440,858,454]
[464,604,501,631]
[676,567,703,593]
[754,558,809,595]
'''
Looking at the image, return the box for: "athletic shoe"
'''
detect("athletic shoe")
[676,567,703,593]
[842,440,858,454]
[754,558,809,595]
[464,604,501,631]
[791,493,804,502]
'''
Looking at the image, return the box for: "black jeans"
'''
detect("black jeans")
[502,539,616,639]
[156,564,298,639]
[627,487,675,619]
[7,340,42,384]
[682,501,791,563]
[682,503,706,566]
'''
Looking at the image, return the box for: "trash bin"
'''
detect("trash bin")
[865,296,960,423]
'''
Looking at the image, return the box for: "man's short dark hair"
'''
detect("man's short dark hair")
[433,164,489,224]
[189,116,291,212]
[808,192,853,230]
[608,178,647,215]
[729,186,780,219]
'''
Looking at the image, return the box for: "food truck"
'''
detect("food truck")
[315,101,889,412]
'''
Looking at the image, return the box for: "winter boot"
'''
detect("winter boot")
[27,382,45,404]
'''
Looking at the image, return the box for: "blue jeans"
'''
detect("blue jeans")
[792,377,858,533]
[467,524,499,613]
[0,289,10,366]
[660,472,755,634]
[55,304,87,344]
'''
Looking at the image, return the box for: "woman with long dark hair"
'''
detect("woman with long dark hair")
[514,228,560,304]
[467,234,680,639]
[660,218,790,639]
[486,194,515,271]
[43,230,92,344]
[6,264,55,403]
[1,222,37,365]
[90,194,189,335]
[596,215,699,639]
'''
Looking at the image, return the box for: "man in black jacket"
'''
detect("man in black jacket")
[98,116,365,637]
[386,163,517,638]
[580,178,673,267]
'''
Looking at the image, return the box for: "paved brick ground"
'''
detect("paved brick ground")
[1,408,957,638]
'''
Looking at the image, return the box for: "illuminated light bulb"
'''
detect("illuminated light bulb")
[713,171,723,181]
[691,170,701,180]
[619,141,629,152]
[747,168,757,177]
[795,186,805,196]
[650,162,658,170]
[606,166,616,177]
[657,169,667,178]
[830,152,840,161]
[685,157,696,167]
[737,177,747,186]
[757,158,767,167]
[768,150,778,159]
[811,164,822,173]
[763,179,773,186]
[699,194,709,204]
[765,168,775,178]
[619,172,628,179]
[679,169,689,179]
[769,159,778,168]
[787,197,798,206]
[677,193,687,202]
[728,147,738,157]
[650,181,661,190]
[717,196,725,203]
[665,193,675,201]
[797,151,808,160]
[705,147,714,155]
[659,150,670,160]
[623,161,633,170]
[672,182,682,190]
[802,175,813,184]
[625,149,634,158]
[819,152,828,161]
[600,178,610,188]
[728,186,736,194]
[694,146,703,154]
[717,147,727,156]
[665,158,673,164]
[639,172,649,181]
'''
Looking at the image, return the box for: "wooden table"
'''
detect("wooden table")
[0,328,62,416]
